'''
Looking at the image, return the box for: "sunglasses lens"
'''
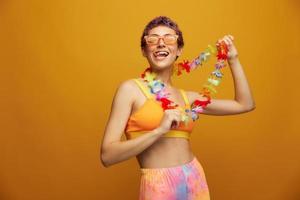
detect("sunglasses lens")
[146,36,158,44]
[164,35,177,44]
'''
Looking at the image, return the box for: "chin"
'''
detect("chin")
[150,62,172,70]
[149,58,175,70]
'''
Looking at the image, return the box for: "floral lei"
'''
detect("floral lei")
[141,41,229,126]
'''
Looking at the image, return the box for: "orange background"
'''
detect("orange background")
[1,0,299,199]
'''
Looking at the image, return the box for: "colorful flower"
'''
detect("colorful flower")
[144,71,156,82]
[212,70,223,78]
[149,80,164,94]
[208,78,221,86]
[156,87,170,100]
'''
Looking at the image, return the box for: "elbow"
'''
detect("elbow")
[100,141,122,168]
[100,154,112,168]
[244,102,256,112]
[100,148,113,168]
[100,153,109,168]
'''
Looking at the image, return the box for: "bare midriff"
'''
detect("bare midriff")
[136,137,195,169]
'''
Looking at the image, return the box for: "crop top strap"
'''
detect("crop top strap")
[133,79,153,99]
[179,89,190,109]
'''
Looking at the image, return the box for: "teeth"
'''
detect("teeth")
[155,51,169,57]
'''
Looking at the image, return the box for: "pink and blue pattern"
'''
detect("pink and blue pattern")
[139,157,210,200]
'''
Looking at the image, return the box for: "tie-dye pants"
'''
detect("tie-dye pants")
[139,156,210,200]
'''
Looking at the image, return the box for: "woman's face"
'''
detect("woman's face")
[142,25,182,70]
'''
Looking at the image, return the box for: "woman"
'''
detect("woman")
[100,16,255,200]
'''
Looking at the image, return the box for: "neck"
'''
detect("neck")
[151,66,173,87]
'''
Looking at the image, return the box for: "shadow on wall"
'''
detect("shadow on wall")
[283,173,300,199]
[0,180,11,200]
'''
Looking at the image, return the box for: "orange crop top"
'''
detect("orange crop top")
[124,78,196,140]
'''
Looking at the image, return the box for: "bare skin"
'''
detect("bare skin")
[100,25,255,168]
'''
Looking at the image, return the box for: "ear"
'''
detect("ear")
[176,48,183,57]
[141,48,147,57]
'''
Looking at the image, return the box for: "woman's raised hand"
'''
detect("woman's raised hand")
[216,34,238,62]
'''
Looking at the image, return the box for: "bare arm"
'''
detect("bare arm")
[192,58,255,115]
[100,80,164,167]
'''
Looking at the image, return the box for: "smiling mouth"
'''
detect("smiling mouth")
[153,51,169,59]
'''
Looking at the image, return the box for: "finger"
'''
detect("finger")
[224,35,231,41]
[222,37,230,45]
[227,36,235,47]
[172,109,182,115]
[228,39,234,47]
[169,114,180,122]
[175,113,183,121]
[167,110,181,116]
[225,35,234,44]
[176,115,181,123]
[166,109,179,113]
[223,36,233,46]
[228,34,234,40]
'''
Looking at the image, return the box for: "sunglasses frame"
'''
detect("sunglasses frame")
[144,34,179,45]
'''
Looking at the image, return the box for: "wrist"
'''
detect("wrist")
[228,56,240,65]
[152,127,166,135]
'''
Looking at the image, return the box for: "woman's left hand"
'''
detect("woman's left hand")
[216,35,238,63]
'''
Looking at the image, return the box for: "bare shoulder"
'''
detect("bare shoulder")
[115,79,137,96]
[117,79,136,90]
[114,78,144,103]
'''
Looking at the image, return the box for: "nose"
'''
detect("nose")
[157,37,165,47]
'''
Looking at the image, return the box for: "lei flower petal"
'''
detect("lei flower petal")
[212,69,223,78]
[141,67,151,78]
[207,44,217,54]
[193,99,211,108]
[208,78,221,86]
[160,98,178,110]
[176,60,191,76]
[144,71,156,82]
[181,114,190,125]
[203,84,217,94]
[156,87,170,100]
[216,41,229,60]
[150,80,164,94]
[191,111,199,121]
